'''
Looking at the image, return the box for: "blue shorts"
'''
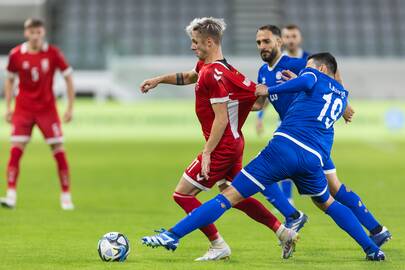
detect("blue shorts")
[232,135,330,203]
[323,157,336,174]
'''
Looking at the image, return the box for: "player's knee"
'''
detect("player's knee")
[12,142,27,150]
[221,185,244,206]
[51,143,64,153]
[312,193,334,211]
[326,173,342,196]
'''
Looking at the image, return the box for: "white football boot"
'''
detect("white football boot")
[60,192,75,210]
[277,225,299,259]
[0,189,17,209]
[194,237,231,261]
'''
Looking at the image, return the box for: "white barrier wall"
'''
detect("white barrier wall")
[1,56,404,100]
[107,56,405,100]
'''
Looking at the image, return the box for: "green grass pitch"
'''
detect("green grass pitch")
[0,100,404,270]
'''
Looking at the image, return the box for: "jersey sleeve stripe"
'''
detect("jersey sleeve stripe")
[61,67,73,77]
[210,96,229,104]
[300,71,318,83]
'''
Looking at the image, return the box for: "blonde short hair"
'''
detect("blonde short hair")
[185,17,226,44]
[24,18,45,29]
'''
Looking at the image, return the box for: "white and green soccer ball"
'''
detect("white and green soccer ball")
[97,232,130,262]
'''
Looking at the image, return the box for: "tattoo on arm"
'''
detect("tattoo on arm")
[176,73,185,85]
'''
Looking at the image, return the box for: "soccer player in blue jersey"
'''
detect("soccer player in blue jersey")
[281,24,310,60]
[253,25,391,247]
[255,24,308,203]
[253,25,308,230]
[142,53,386,261]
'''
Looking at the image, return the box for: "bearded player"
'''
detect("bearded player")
[0,18,75,210]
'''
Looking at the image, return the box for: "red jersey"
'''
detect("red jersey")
[6,42,72,111]
[194,59,257,142]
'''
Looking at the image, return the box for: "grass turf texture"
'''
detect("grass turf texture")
[0,100,404,270]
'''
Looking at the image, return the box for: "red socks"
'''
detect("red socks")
[234,197,281,232]
[173,192,219,241]
[53,150,70,192]
[7,146,24,189]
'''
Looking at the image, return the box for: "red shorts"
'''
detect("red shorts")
[11,106,63,144]
[183,138,244,191]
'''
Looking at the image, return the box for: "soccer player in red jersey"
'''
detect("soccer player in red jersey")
[0,18,75,210]
[140,17,298,261]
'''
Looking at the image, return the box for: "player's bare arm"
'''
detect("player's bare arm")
[281,70,297,81]
[140,69,198,93]
[255,84,270,97]
[63,74,75,123]
[333,68,354,123]
[251,96,267,111]
[201,102,229,179]
[343,104,355,123]
[4,76,15,123]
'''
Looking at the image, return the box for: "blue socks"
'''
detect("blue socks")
[326,201,379,253]
[280,180,293,199]
[170,194,232,238]
[334,184,381,233]
[262,183,297,218]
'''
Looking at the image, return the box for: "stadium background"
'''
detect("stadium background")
[0,0,404,269]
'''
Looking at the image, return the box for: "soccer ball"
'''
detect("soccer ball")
[97,232,130,262]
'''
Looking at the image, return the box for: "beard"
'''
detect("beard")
[260,48,278,63]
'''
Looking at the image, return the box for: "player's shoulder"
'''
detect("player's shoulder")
[258,63,268,74]
[206,60,232,72]
[9,44,23,56]
[46,44,63,54]
[200,60,233,81]
[283,55,306,69]
[299,67,319,76]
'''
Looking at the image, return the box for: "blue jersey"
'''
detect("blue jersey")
[283,49,310,60]
[270,68,349,165]
[257,55,306,120]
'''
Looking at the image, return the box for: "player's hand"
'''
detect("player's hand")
[281,70,297,81]
[63,109,73,123]
[140,78,160,93]
[255,84,269,97]
[201,151,211,180]
[343,104,355,123]
[256,119,264,136]
[5,109,13,123]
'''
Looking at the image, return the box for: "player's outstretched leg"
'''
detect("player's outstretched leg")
[327,173,392,247]
[51,145,74,210]
[143,173,299,260]
[313,194,385,261]
[262,183,308,232]
[142,192,233,251]
[0,144,25,209]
